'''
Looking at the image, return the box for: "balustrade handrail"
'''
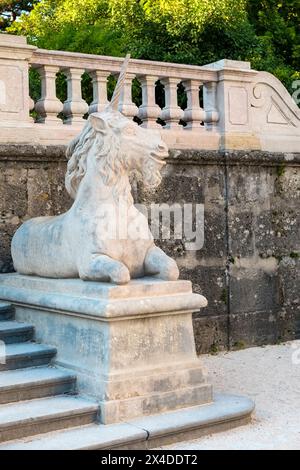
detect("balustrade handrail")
[31,48,219,81]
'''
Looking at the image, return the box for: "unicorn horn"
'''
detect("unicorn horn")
[108,53,131,112]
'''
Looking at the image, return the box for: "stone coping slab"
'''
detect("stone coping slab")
[1,144,300,166]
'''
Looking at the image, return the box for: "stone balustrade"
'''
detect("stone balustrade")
[0,33,300,152]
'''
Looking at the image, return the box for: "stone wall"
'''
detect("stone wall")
[1,145,299,353]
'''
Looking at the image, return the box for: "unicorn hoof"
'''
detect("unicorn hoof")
[110,265,131,285]
[160,261,180,281]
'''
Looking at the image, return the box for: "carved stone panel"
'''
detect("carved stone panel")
[0,65,23,118]
[229,86,248,125]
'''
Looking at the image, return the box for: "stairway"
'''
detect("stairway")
[0,301,99,446]
[0,301,254,450]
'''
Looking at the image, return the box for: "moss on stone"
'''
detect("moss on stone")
[220,288,227,304]
[276,164,286,177]
[209,343,220,355]
[232,341,246,351]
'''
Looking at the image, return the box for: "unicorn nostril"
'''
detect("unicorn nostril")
[158,144,167,153]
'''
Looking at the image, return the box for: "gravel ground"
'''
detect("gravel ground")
[163,340,300,450]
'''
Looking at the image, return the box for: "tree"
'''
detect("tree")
[109,0,258,64]
[246,0,300,86]
[0,1,37,30]
[9,0,259,63]
[8,0,123,57]
[247,0,299,67]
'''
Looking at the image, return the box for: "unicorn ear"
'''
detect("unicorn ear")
[89,113,108,133]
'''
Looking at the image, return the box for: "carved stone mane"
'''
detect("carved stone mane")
[65,113,130,200]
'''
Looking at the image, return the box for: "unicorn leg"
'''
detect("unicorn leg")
[79,254,130,284]
[144,246,179,281]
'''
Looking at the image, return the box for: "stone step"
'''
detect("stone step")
[0,395,99,443]
[0,367,77,404]
[0,343,57,371]
[0,423,146,450]
[0,394,255,450]
[0,302,14,321]
[0,321,34,344]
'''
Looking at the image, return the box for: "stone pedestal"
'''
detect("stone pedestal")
[0,34,36,126]
[0,274,212,424]
[206,59,261,150]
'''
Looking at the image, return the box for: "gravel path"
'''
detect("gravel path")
[164,340,300,450]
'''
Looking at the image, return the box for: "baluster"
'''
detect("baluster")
[118,73,138,119]
[138,75,161,128]
[34,65,63,124]
[182,79,205,130]
[28,95,35,122]
[89,70,109,114]
[203,81,219,130]
[160,78,184,129]
[63,68,88,124]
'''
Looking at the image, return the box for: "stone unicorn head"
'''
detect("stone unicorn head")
[65,55,167,199]
[11,55,179,284]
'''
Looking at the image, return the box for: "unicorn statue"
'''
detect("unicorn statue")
[11,55,179,284]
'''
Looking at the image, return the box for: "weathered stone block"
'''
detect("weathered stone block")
[256,210,300,257]
[230,266,280,315]
[0,230,14,273]
[47,163,72,214]
[181,266,227,317]
[144,167,205,204]
[228,165,273,207]
[0,166,27,218]
[278,257,300,306]
[199,209,227,259]
[229,308,295,347]
[294,307,300,339]
[27,168,53,217]
[193,315,228,354]
[228,210,254,258]
[274,166,300,201]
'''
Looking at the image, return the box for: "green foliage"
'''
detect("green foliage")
[276,163,286,177]
[109,0,258,64]
[0,1,37,29]
[232,340,246,350]
[246,0,300,92]
[220,288,228,304]
[209,343,220,355]
[9,0,123,56]
[247,0,300,70]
